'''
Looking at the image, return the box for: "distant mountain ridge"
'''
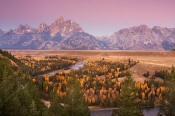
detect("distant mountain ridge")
[107,25,175,50]
[0,17,106,50]
[0,17,175,50]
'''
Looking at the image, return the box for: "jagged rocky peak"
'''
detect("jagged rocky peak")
[55,16,64,24]
[50,16,65,26]
[152,26,175,37]
[117,25,150,35]
[38,22,49,32]
[152,26,162,30]
[0,29,4,34]
[39,22,47,29]
[49,16,83,37]
[137,24,149,29]
[13,24,33,34]
[152,26,171,32]
[152,26,175,31]
[18,24,31,30]
[129,25,150,33]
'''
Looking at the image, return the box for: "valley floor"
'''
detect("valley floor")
[8,50,175,82]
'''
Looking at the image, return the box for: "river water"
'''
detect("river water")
[42,62,85,77]
[90,107,159,116]
[69,62,85,70]
[143,107,160,116]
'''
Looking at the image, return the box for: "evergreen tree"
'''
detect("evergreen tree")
[48,89,64,116]
[63,74,90,116]
[160,85,175,116]
[118,76,141,116]
[0,55,46,116]
[160,67,175,115]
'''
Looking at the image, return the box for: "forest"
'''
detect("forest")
[0,49,175,116]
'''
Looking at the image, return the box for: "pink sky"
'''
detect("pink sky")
[0,0,175,36]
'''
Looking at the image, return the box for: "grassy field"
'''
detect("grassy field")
[8,50,175,66]
[8,50,175,82]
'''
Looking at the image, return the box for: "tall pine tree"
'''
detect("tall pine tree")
[118,76,141,116]
[48,89,64,116]
[63,74,90,116]
[160,67,175,115]
[0,54,46,116]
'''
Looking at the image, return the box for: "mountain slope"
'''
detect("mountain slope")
[0,17,105,50]
[0,29,4,35]
[0,17,175,50]
[61,32,106,50]
[49,16,83,37]
[107,25,175,50]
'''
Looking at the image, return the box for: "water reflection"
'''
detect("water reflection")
[70,62,85,70]
[143,107,159,116]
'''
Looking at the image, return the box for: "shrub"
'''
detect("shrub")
[154,70,168,79]
[143,71,150,77]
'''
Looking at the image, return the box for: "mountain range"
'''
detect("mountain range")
[0,16,175,50]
